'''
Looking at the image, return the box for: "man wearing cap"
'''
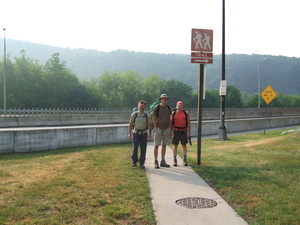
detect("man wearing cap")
[171,101,191,166]
[152,94,172,168]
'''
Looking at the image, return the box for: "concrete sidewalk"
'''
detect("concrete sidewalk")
[144,142,248,225]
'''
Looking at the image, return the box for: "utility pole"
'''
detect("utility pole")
[218,0,228,140]
[3,28,7,111]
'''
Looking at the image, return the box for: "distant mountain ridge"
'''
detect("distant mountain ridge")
[1,38,300,95]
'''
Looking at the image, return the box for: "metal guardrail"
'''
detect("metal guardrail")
[1,107,298,118]
[0,108,133,116]
[0,107,199,117]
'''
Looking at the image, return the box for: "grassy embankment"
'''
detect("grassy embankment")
[188,129,300,225]
[0,128,299,224]
[0,145,156,224]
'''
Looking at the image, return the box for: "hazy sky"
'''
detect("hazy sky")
[1,0,300,57]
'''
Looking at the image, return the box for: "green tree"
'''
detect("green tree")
[160,79,194,107]
[95,71,123,108]
[81,79,104,108]
[143,73,163,104]
[0,54,13,109]
[244,94,259,108]
[225,85,243,108]
[10,50,45,108]
[202,89,219,108]
[42,53,79,108]
[121,71,144,107]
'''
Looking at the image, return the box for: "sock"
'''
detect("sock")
[161,156,165,160]
[184,155,187,161]
[174,155,177,160]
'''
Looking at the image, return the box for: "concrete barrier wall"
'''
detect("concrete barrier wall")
[1,116,299,153]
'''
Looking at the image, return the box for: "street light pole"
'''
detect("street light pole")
[257,57,268,108]
[3,28,7,111]
[217,0,228,140]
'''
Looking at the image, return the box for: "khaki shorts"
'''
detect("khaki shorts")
[154,127,171,146]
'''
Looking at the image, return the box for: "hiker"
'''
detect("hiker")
[128,100,152,168]
[171,101,191,166]
[152,94,172,169]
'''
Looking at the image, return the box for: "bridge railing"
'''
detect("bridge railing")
[0,107,201,117]
[0,108,133,117]
[1,107,299,118]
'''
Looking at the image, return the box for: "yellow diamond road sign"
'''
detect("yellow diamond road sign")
[261,85,277,105]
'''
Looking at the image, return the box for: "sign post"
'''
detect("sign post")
[191,28,213,165]
[261,85,277,134]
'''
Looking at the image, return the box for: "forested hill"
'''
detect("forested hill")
[1,39,300,95]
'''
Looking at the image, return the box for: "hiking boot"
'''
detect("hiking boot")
[173,159,178,166]
[154,160,159,169]
[132,162,137,167]
[139,163,145,169]
[160,159,170,167]
[183,160,188,166]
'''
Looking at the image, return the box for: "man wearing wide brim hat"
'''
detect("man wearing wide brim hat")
[152,94,172,168]
[159,93,169,100]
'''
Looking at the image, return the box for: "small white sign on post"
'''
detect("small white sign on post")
[219,80,227,96]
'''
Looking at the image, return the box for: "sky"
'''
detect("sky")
[1,0,300,58]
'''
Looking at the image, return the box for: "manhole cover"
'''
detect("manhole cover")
[175,197,217,209]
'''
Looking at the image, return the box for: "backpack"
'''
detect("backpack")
[132,110,148,130]
[172,109,188,128]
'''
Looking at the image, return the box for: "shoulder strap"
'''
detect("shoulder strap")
[183,110,188,127]
[156,104,160,117]
[144,112,148,129]
[172,109,188,127]
[156,104,171,117]
[172,110,176,126]
[133,111,138,122]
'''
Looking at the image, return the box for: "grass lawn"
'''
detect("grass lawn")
[0,128,299,225]
[0,144,156,225]
[187,128,300,225]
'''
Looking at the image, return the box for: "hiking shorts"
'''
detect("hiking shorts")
[154,127,171,146]
[172,130,188,145]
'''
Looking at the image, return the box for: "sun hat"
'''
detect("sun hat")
[159,93,169,99]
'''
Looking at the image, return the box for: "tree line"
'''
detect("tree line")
[2,40,300,96]
[0,52,299,109]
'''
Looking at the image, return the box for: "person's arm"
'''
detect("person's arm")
[148,124,152,140]
[169,114,173,132]
[128,122,133,139]
[152,115,157,130]
[187,112,191,137]
[147,114,152,140]
[152,106,158,130]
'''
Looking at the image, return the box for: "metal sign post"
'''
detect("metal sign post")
[197,64,205,165]
[191,28,213,165]
[261,85,277,134]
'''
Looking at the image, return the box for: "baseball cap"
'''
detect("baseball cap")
[176,101,184,106]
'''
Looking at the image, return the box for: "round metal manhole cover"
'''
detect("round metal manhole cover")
[175,197,218,209]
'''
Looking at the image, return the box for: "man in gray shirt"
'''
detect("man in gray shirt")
[152,94,172,169]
